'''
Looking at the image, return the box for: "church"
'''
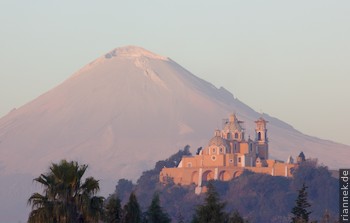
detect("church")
[160,114,301,193]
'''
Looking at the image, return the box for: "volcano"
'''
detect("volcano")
[0,46,348,222]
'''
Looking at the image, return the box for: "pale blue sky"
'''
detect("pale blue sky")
[0,1,349,145]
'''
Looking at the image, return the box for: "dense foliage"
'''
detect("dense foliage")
[113,146,201,221]
[104,196,122,223]
[122,192,142,223]
[28,160,104,223]
[191,182,228,223]
[144,193,171,223]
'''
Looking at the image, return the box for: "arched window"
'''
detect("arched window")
[212,148,216,154]
[238,157,241,163]
[258,132,261,140]
[227,133,231,139]
[234,133,238,139]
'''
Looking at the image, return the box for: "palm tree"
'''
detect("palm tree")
[27,193,55,222]
[28,160,104,223]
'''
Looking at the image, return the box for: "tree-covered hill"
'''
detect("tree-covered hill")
[110,147,339,223]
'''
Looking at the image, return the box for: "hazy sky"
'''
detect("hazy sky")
[0,1,349,145]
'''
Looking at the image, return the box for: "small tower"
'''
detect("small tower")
[287,155,294,164]
[255,117,268,159]
[255,117,268,142]
[214,129,221,137]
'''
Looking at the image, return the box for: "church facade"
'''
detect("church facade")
[160,114,298,193]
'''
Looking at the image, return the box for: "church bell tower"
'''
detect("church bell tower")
[255,118,268,159]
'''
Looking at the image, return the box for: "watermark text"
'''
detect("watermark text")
[340,169,349,222]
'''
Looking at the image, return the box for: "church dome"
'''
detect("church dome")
[208,136,229,148]
[223,114,244,133]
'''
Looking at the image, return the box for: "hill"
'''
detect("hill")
[113,147,339,223]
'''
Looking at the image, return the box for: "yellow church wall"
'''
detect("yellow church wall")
[160,167,198,185]
[240,142,249,154]
[181,156,201,168]
[181,154,237,168]
[273,164,287,176]
[160,166,248,185]
[160,161,296,186]
[273,162,295,177]
[246,166,270,175]
[202,154,225,167]
[225,154,235,167]
[266,159,276,167]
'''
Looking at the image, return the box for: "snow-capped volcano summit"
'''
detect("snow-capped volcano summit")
[0,46,349,222]
[71,46,169,80]
[104,45,169,60]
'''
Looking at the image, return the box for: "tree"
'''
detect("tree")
[28,160,104,223]
[104,196,122,223]
[115,179,134,203]
[192,181,228,223]
[145,193,171,223]
[176,212,185,223]
[291,183,311,223]
[123,192,142,223]
[228,210,247,223]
